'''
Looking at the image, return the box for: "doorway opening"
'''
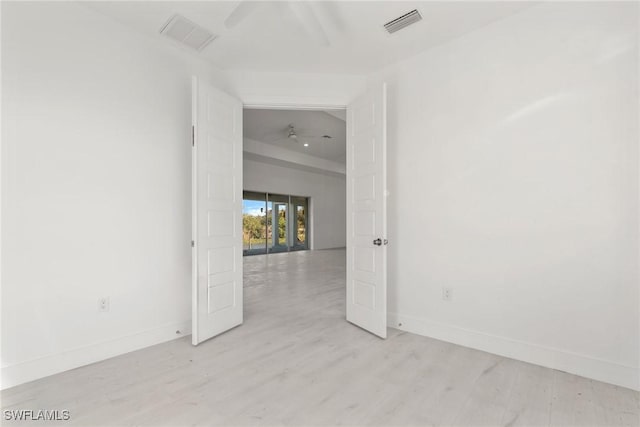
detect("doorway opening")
[242,107,348,257]
[241,106,348,323]
[191,77,388,345]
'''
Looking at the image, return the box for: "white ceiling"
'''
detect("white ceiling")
[84,1,536,75]
[244,109,346,163]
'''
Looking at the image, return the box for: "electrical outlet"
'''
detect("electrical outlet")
[98,297,110,312]
[442,287,453,302]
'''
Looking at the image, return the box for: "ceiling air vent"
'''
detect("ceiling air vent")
[160,14,217,51]
[384,9,422,34]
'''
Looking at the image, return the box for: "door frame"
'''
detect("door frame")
[194,99,388,335]
[243,103,347,111]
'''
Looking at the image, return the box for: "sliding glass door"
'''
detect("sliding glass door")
[268,193,289,253]
[242,191,309,256]
[242,191,268,255]
[291,196,308,251]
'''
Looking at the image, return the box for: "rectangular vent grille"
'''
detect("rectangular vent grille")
[160,14,216,51]
[384,9,422,34]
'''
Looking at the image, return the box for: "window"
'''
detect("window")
[242,191,309,256]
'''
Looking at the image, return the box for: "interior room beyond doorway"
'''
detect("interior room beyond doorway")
[242,108,348,255]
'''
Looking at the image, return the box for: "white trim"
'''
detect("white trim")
[243,103,346,111]
[191,76,199,346]
[388,312,640,391]
[637,22,640,400]
[1,320,191,390]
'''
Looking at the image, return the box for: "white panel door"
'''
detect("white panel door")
[346,83,387,338]
[192,77,243,345]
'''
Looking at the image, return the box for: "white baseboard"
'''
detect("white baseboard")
[0,320,191,390]
[3,315,637,392]
[388,312,639,391]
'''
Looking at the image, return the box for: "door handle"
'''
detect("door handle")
[373,238,382,246]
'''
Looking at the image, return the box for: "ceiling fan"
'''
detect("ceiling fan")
[225,1,331,46]
[268,124,333,147]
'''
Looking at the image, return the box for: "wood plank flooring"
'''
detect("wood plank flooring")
[2,249,638,426]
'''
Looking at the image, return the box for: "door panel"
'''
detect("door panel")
[192,77,243,345]
[291,196,308,251]
[267,193,289,254]
[346,83,387,338]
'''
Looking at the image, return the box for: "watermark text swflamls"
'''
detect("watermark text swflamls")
[3,410,71,421]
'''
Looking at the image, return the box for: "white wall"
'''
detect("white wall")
[243,158,346,250]
[0,1,230,388]
[3,0,638,393]
[228,70,365,109]
[372,2,639,390]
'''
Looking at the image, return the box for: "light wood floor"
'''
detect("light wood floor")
[2,249,638,426]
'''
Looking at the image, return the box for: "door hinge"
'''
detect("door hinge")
[191,125,195,147]
[191,240,195,248]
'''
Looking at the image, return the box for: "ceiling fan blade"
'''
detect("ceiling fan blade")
[286,1,330,47]
[224,1,261,29]
[261,130,293,144]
